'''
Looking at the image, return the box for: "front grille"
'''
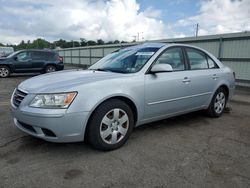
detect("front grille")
[13,89,27,107]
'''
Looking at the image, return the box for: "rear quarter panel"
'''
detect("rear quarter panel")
[205,66,235,107]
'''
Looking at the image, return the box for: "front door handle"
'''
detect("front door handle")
[212,74,219,80]
[182,77,191,83]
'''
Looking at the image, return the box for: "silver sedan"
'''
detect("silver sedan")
[11,43,235,150]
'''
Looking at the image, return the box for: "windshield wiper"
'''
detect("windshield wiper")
[89,68,126,74]
[89,68,110,72]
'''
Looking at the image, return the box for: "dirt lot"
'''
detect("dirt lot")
[0,67,250,188]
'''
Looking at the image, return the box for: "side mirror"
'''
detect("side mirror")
[150,64,173,73]
[14,56,18,61]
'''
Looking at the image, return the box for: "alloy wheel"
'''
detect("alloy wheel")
[214,92,226,114]
[100,108,129,144]
[0,67,9,77]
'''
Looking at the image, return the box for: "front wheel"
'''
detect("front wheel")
[87,99,134,151]
[0,66,10,78]
[206,88,227,117]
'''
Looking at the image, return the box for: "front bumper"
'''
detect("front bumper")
[56,63,64,71]
[11,104,89,143]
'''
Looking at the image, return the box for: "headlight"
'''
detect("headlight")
[29,92,77,108]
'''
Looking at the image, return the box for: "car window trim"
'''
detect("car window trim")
[181,47,189,70]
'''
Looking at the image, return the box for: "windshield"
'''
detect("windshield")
[7,51,19,58]
[89,47,159,73]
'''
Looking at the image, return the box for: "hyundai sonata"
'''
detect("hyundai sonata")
[11,43,235,150]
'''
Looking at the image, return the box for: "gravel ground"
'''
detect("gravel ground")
[0,66,250,188]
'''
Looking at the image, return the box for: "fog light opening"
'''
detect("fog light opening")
[42,128,56,137]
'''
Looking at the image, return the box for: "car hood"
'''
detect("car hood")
[18,69,129,93]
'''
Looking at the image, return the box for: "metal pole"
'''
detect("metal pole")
[79,48,81,65]
[89,48,92,65]
[195,23,199,37]
[218,37,223,60]
[71,50,73,64]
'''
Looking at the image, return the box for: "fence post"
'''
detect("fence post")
[79,48,81,65]
[218,37,223,60]
[70,49,73,64]
[89,48,92,65]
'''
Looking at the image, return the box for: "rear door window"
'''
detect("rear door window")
[31,51,45,60]
[31,51,55,61]
[186,48,208,70]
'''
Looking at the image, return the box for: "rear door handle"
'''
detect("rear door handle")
[212,74,219,79]
[182,77,191,83]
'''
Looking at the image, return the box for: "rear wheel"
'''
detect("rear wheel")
[87,99,134,151]
[0,66,10,78]
[206,87,227,117]
[45,65,56,73]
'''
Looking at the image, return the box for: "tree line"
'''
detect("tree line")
[1,38,131,51]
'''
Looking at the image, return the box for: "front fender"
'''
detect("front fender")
[66,75,145,121]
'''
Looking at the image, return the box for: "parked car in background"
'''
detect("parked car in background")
[0,49,64,78]
[11,43,235,150]
[0,46,14,57]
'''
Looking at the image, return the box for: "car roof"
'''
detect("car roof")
[123,43,216,56]
[123,42,214,51]
[123,42,167,51]
[17,49,56,53]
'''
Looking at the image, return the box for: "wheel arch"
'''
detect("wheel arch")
[206,84,230,117]
[84,95,138,140]
[218,84,229,100]
[44,63,57,70]
[0,64,13,72]
[205,83,230,109]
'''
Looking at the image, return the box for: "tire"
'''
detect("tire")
[87,99,134,151]
[206,87,227,117]
[0,66,10,78]
[45,65,56,73]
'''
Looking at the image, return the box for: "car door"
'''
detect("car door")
[13,51,32,72]
[182,47,220,108]
[30,51,46,71]
[144,47,194,119]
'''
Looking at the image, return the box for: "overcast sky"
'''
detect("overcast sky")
[0,0,250,44]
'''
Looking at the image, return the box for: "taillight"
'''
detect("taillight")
[233,72,235,79]
[58,56,63,62]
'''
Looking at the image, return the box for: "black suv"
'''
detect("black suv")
[0,49,64,78]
